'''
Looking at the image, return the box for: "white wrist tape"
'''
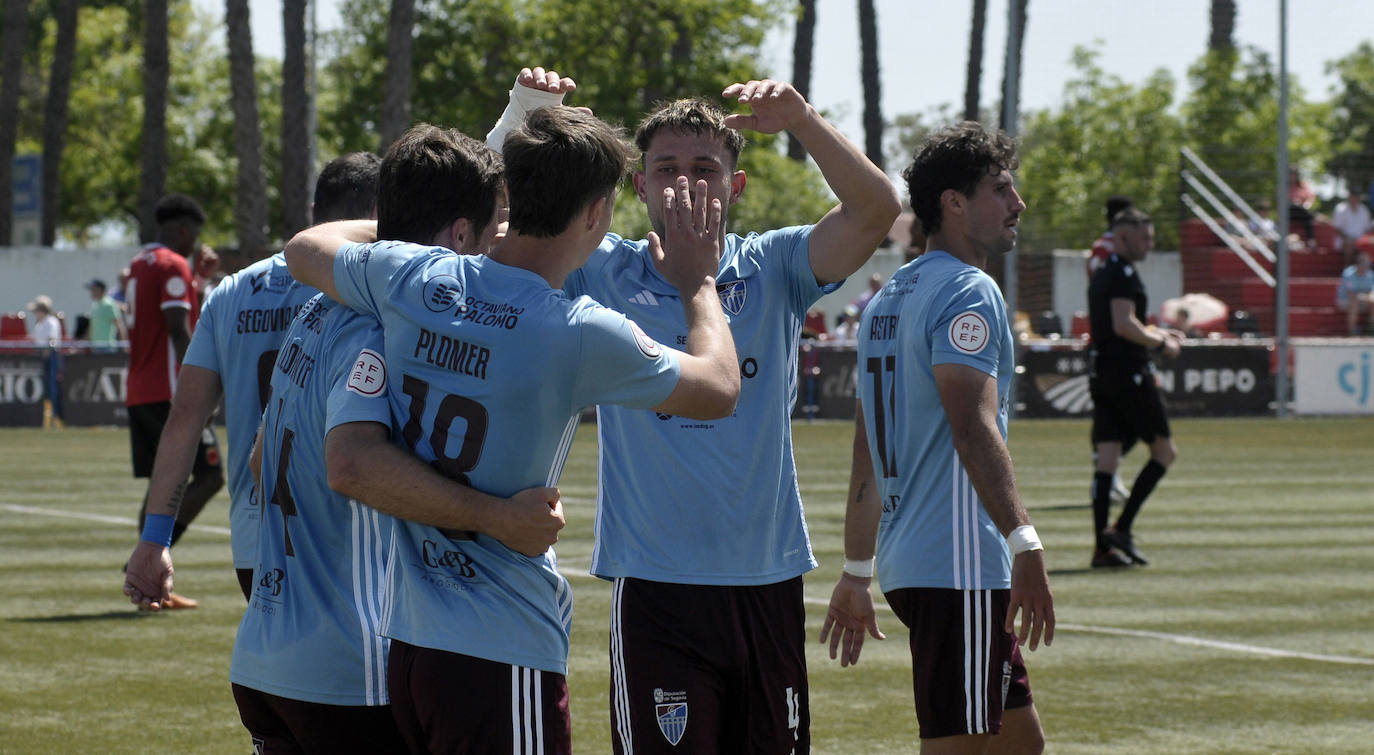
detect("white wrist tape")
[842,558,875,578]
[1007,525,1043,555]
[485,85,567,154]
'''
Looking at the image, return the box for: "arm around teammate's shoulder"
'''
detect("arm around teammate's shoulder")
[283,220,378,302]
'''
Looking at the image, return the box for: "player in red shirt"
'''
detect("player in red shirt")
[124,194,224,609]
[1086,195,1133,278]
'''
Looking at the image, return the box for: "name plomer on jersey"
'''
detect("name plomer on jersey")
[413,327,490,381]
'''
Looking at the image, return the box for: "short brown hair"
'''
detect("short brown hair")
[377,124,504,244]
[503,107,633,238]
[635,97,746,169]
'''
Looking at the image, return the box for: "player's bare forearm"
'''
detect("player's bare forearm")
[935,364,1030,535]
[144,366,222,518]
[323,422,563,556]
[844,404,883,560]
[283,220,378,301]
[790,108,901,284]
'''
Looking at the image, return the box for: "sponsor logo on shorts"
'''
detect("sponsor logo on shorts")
[716,280,747,316]
[423,274,465,313]
[346,348,388,397]
[949,311,991,354]
[655,702,688,746]
[630,321,661,358]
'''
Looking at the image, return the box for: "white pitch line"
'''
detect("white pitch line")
[0,502,232,536]
[8,502,1370,668]
[800,596,1374,667]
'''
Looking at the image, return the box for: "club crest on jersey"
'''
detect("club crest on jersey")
[630,321,661,359]
[716,280,747,316]
[346,348,388,397]
[423,274,465,314]
[656,703,688,746]
[949,311,991,355]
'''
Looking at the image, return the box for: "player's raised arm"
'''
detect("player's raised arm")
[324,422,564,557]
[485,66,578,154]
[820,403,887,667]
[282,220,379,302]
[648,177,739,420]
[721,79,900,285]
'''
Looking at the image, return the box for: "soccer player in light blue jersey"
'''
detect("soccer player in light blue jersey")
[123,153,381,610]
[497,72,899,752]
[285,107,739,753]
[229,292,404,751]
[821,122,1055,753]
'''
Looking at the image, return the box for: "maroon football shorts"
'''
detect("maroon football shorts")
[230,682,406,754]
[884,587,1033,740]
[387,640,571,754]
[609,576,809,754]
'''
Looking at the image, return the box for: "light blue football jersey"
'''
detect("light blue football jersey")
[332,240,682,675]
[565,228,835,585]
[183,253,318,568]
[229,293,394,706]
[856,250,1015,591]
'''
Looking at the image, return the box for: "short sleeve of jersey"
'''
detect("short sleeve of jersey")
[182,282,224,373]
[323,318,391,433]
[331,240,421,320]
[766,225,833,313]
[930,275,1007,377]
[158,255,194,310]
[570,303,680,410]
[1105,260,1143,302]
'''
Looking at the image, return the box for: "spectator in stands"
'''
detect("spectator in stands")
[1087,195,1133,277]
[833,304,861,343]
[849,272,885,316]
[85,279,126,347]
[27,295,63,424]
[26,295,61,345]
[1287,168,1317,247]
[1331,192,1372,266]
[1247,199,1277,239]
[1336,251,1374,336]
[803,305,830,340]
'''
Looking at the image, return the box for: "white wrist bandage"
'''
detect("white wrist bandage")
[1007,525,1043,555]
[485,85,567,154]
[842,558,875,578]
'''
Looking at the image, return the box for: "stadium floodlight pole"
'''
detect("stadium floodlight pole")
[1001,0,1022,418]
[1275,0,1290,419]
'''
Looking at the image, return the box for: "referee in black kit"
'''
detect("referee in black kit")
[1086,208,1182,568]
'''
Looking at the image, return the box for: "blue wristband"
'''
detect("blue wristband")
[141,513,176,548]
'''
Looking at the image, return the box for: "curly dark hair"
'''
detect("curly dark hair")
[903,121,1018,236]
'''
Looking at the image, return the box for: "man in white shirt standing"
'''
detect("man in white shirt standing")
[1332,192,1372,266]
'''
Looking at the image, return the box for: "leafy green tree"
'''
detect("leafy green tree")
[320,0,832,239]
[1325,41,1374,196]
[1014,46,1183,251]
[1181,46,1330,210]
[24,2,283,247]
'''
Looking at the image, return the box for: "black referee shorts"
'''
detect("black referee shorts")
[1090,368,1171,446]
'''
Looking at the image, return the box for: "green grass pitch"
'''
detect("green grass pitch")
[1,418,1372,753]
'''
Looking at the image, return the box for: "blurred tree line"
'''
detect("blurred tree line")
[1,0,1372,258]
